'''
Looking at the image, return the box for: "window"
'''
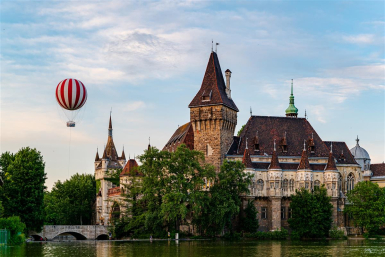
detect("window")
[283,179,288,191]
[275,181,279,189]
[281,207,286,219]
[305,182,309,189]
[310,145,315,153]
[257,179,264,191]
[314,180,320,190]
[270,182,274,189]
[289,179,294,191]
[288,208,292,219]
[347,173,355,192]
[261,207,267,219]
[254,143,260,152]
[281,145,288,153]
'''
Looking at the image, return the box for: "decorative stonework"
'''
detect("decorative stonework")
[296,171,313,181]
[324,172,339,182]
[268,171,283,180]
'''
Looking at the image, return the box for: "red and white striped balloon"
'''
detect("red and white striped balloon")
[55,78,87,111]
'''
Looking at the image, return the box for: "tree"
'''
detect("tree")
[200,160,252,236]
[44,173,95,225]
[240,200,259,233]
[288,186,333,239]
[345,181,385,236]
[237,125,245,137]
[0,147,46,232]
[0,216,26,245]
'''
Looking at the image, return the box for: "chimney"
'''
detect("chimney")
[225,69,232,99]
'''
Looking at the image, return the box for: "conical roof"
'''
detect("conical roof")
[121,148,126,160]
[188,51,238,112]
[95,150,100,161]
[298,150,311,170]
[325,151,337,171]
[242,148,253,168]
[285,79,298,117]
[268,150,281,170]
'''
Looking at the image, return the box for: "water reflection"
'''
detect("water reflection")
[1,240,385,257]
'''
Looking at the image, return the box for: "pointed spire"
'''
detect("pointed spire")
[148,137,151,150]
[121,146,126,160]
[298,146,311,170]
[325,149,337,171]
[356,135,359,146]
[102,146,107,159]
[95,148,100,161]
[108,113,113,137]
[242,147,253,168]
[250,107,252,116]
[269,140,281,170]
[285,79,298,117]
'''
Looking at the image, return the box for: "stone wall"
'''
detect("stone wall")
[190,105,237,171]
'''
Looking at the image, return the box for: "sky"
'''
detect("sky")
[1,0,384,190]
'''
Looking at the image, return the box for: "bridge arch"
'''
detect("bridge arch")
[52,231,87,240]
[96,234,109,240]
[30,234,45,241]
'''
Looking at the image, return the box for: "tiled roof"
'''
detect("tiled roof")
[298,150,311,170]
[120,149,126,160]
[325,152,338,171]
[163,122,194,151]
[268,150,281,170]
[242,148,253,168]
[95,150,100,161]
[324,141,357,165]
[252,162,326,171]
[370,163,385,177]
[120,159,141,177]
[188,52,238,112]
[228,116,330,157]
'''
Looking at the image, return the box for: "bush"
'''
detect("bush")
[0,216,26,245]
[222,232,241,241]
[329,226,347,240]
[290,231,301,240]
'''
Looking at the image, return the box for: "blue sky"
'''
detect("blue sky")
[1,0,384,189]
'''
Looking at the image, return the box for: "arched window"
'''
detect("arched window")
[283,179,288,191]
[347,173,355,192]
[289,179,294,191]
[257,179,264,191]
[314,180,320,189]
[338,175,342,191]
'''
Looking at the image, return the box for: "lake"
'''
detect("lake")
[1,239,385,257]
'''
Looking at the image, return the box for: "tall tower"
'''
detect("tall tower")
[188,51,238,171]
[94,114,125,225]
[285,79,298,117]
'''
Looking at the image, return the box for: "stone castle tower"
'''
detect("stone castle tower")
[188,51,238,171]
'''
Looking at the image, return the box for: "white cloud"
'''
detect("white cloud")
[342,34,375,44]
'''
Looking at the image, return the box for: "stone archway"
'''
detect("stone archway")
[52,231,87,240]
[30,234,44,241]
[110,202,121,224]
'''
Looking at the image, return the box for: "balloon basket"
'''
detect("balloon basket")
[67,121,76,127]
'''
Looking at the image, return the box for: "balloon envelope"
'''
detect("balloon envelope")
[56,78,87,111]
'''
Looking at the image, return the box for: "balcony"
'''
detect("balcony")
[107,187,121,196]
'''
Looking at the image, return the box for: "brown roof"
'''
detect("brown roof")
[188,52,238,112]
[120,148,126,160]
[371,163,385,177]
[120,159,141,177]
[228,116,330,157]
[298,150,311,170]
[325,151,337,171]
[242,148,253,168]
[252,162,326,171]
[95,150,100,161]
[268,150,281,170]
[163,122,194,151]
[323,141,357,165]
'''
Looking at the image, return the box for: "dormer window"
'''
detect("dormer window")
[282,145,288,152]
[310,145,315,153]
[254,143,260,152]
[202,90,212,102]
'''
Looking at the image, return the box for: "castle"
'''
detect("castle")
[95,50,385,231]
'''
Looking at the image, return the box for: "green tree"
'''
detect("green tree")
[44,173,95,225]
[0,147,46,232]
[288,186,333,239]
[0,216,26,245]
[237,125,245,137]
[241,200,259,233]
[345,181,385,236]
[200,160,252,236]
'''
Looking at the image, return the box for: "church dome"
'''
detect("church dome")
[350,137,370,160]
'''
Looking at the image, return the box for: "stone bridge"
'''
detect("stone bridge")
[29,225,109,240]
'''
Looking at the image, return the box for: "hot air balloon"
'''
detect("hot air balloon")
[55,78,87,127]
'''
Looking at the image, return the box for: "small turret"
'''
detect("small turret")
[298,141,311,171]
[225,69,232,99]
[95,149,100,161]
[242,138,253,168]
[325,143,337,171]
[268,140,281,170]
